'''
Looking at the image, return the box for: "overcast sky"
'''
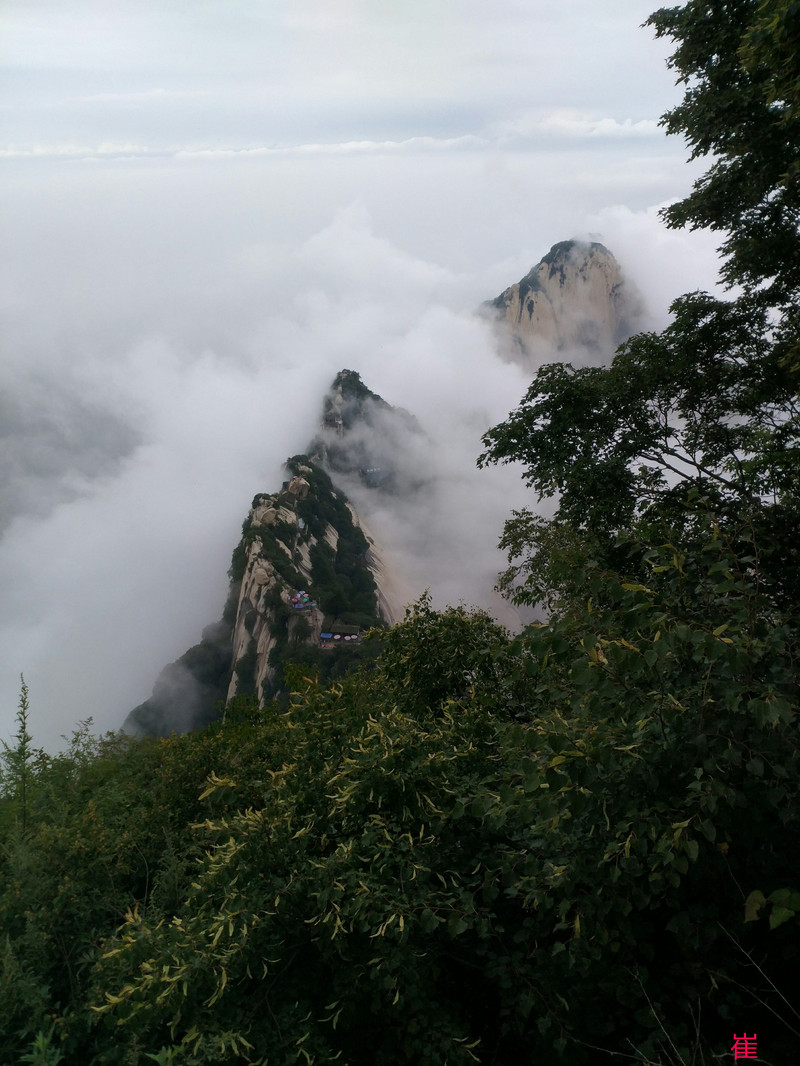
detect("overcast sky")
[0,0,725,749]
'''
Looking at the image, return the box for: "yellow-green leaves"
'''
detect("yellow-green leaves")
[745,888,800,929]
[198,772,238,801]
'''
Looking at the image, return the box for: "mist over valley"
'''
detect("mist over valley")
[0,0,722,745]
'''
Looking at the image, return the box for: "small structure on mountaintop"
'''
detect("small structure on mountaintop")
[319,618,363,649]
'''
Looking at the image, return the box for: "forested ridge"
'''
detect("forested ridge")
[2,2,799,1063]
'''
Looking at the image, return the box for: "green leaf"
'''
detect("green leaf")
[744,890,767,923]
[768,889,800,910]
[746,757,764,777]
[447,915,469,937]
[420,909,440,934]
[768,905,796,930]
[523,770,541,793]
[698,819,716,843]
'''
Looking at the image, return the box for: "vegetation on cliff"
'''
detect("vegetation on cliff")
[126,454,384,737]
[1,2,799,1062]
[1,545,798,1063]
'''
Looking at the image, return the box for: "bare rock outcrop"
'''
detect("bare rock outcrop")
[485,240,643,366]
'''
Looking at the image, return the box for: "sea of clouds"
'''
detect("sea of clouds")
[0,147,724,749]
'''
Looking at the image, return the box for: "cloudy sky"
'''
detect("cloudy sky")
[0,0,725,749]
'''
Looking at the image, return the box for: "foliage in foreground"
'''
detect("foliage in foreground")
[1,563,798,1064]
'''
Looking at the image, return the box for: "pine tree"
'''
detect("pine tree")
[1,675,35,833]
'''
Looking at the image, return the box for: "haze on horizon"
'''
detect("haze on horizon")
[0,0,725,749]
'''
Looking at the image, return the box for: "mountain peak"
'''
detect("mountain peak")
[125,371,406,737]
[486,239,644,364]
[539,238,610,266]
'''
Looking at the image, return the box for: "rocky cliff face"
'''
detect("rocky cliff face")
[224,455,399,707]
[125,372,409,737]
[485,240,643,365]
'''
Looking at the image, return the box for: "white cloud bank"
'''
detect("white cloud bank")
[0,0,727,748]
[0,192,722,749]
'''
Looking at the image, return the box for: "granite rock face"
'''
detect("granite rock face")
[486,240,643,365]
[125,373,406,736]
[224,457,400,708]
